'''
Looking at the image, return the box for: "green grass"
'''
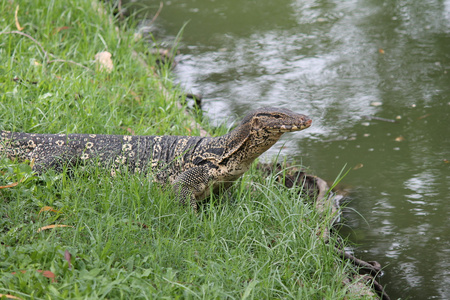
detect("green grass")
[0,1,373,299]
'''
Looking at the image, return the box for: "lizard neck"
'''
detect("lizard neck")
[216,122,283,165]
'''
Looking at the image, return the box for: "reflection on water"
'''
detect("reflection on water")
[131,0,450,298]
[405,171,439,216]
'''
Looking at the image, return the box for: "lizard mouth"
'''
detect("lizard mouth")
[271,117,312,132]
[303,118,313,128]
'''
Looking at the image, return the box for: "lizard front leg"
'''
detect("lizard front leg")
[172,166,211,212]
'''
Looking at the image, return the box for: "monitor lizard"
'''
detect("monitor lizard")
[0,107,312,211]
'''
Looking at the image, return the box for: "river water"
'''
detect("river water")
[129,0,450,298]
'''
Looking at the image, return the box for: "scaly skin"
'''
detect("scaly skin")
[0,107,312,211]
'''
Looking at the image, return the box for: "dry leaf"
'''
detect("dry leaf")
[0,294,22,300]
[64,250,72,270]
[11,270,56,283]
[94,51,113,73]
[15,5,24,31]
[132,221,149,229]
[56,26,70,34]
[39,206,62,214]
[37,224,74,233]
[29,157,35,168]
[120,127,135,135]
[370,101,382,107]
[0,162,34,189]
[130,90,141,102]
[417,113,431,120]
[37,270,57,283]
[126,221,149,229]
[0,182,19,189]
[353,163,364,170]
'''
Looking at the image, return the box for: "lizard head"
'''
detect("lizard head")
[241,107,312,133]
[219,107,312,163]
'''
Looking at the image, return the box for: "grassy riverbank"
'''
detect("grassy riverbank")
[0,1,373,299]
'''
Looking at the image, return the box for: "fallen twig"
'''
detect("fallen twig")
[15,5,24,31]
[362,115,397,123]
[0,31,53,61]
[2,31,93,72]
[47,59,93,72]
[372,278,391,300]
[150,2,164,24]
[335,247,382,275]
[117,0,124,20]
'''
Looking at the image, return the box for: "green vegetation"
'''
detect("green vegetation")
[0,1,371,299]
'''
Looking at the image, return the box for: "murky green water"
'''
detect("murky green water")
[130,0,450,298]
